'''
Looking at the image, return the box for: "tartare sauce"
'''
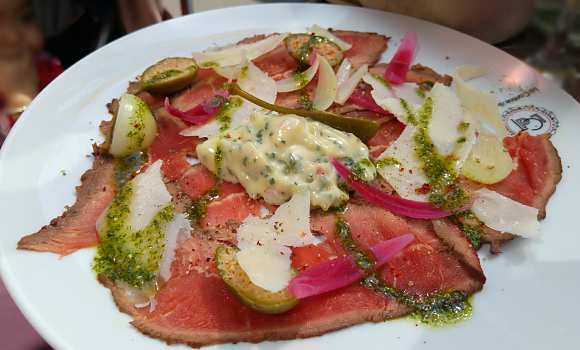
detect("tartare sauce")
[196,112,374,209]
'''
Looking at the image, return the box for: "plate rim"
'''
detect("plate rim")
[1,3,579,350]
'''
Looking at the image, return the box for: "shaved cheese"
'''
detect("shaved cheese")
[471,188,540,238]
[454,74,507,138]
[313,56,337,110]
[235,192,317,292]
[376,126,429,201]
[192,33,287,67]
[158,213,191,281]
[456,65,487,81]
[236,244,292,292]
[335,63,368,104]
[276,56,320,92]
[429,83,467,156]
[239,60,277,105]
[181,61,276,138]
[308,24,352,51]
[362,73,423,124]
[336,59,353,87]
[213,65,241,80]
[128,160,171,231]
[237,191,317,249]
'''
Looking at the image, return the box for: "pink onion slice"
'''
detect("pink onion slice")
[288,233,414,299]
[331,159,450,219]
[164,93,228,125]
[384,32,417,85]
[347,89,392,116]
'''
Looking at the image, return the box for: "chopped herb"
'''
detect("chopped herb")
[186,188,219,226]
[93,183,175,288]
[375,157,401,169]
[458,121,470,132]
[456,137,467,144]
[335,218,375,271]
[413,97,467,210]
[400,98,417,126]
[361,274,472,326]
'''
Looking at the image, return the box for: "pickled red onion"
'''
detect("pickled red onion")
[164,94,228,125]
[346,89,392,116]
[288,234,414,299]
[384,32,417,85]
[331,159,450,219]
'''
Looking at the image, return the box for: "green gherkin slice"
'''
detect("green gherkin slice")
[215,245,298,314]
[139,57,198,95]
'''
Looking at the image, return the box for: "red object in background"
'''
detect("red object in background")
[35,52,64,91]
[0,52,63,147]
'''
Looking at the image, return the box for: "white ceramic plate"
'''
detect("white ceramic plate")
[1,4,579,350]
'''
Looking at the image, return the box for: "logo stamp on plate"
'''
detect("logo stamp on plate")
[502,105,559,136]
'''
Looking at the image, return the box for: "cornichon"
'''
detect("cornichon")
[139,57,198,95]
[228,83,379,142]
[215,245,298,314]
[285,34,343,67]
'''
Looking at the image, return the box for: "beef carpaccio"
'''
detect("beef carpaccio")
[18,27,561,347]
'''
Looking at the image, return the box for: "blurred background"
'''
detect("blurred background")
[0,0,578,349]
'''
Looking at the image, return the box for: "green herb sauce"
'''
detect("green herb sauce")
[186,188,219,226]
[351,159,376,182]
[125,97,149,148]
[298,92,313,110]
[335,218,375,271]
[113,152,147,189]
[93,183,175,288]
[449,210,484,249]
[361,274,472,326]
[413,97,466,210]
[371,73,391,88]
[333,217,472,326]
[400,98,418,126]
[297,35,330,64]
[374,157,401,169]
[199,62,219,69]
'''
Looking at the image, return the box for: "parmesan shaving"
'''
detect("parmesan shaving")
[471,188,540,238]
[192,33,287,67]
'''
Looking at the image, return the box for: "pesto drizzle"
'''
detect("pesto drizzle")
[449,210,484,249]
[413,97,466,210]
[361,274,472,326]
[374,157,401,169]
[186,187,219,226]
[113,152,147,189]
[334,218,472,326]
[213,96,243,174]
[297,35,330,64]
[335,218,375,271]
[93,183,175,288]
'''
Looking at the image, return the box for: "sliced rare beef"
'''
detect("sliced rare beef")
[369,63,453,86]
[17,153,114,255]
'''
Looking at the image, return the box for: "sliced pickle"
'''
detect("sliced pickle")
[109,93,157,158]
[215,245,298,314]
[139,57,198,95]
[461,133,513,184]
[228,83,379,142]
[285,34,343,67]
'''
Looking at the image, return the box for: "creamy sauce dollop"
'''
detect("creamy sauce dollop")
[196,112,373,209]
